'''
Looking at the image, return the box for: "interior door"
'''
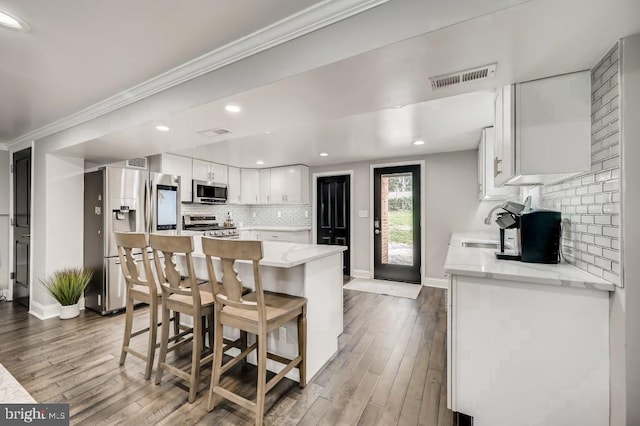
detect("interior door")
[12,148,31,307]
[373,165,421,284]
[317,175,350,275]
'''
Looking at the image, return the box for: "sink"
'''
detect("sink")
[461,241,500,249]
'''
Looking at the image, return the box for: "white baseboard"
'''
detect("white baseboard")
[424,277,449,288]
[351,269,372,279]
[29,301,61,320]
[1,289,8,299]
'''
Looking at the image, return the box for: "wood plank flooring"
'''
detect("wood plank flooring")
[0,287,452,425]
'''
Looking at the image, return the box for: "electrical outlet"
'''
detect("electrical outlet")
[252,211,256,218]
[304,211,308,218]
[277,211,281,218]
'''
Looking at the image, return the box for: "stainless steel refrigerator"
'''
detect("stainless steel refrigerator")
[83,166,181,315]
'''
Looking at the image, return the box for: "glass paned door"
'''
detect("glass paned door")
[373,165,421,283]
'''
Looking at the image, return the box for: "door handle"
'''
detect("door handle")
[21,234,31,238]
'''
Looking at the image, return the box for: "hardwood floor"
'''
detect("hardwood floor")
[0,287,452,425]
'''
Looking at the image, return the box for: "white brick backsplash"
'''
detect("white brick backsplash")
[182,203,311,228]
[539,43,620,285]
[594,236,611,247]
[603,249,619,262]
[595,257,612,270]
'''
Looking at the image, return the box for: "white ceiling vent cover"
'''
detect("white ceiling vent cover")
[429,63,497,90]
[197,127,230,137]
[126,157,147,170]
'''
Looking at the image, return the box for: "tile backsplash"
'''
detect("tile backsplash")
[536,43,621,285]
[181,203,312,228]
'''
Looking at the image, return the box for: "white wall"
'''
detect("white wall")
[27,146,85,318]
[0,150,9,291]
[310,150,503,280]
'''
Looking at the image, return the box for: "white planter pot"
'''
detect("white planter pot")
[59,304,80,319]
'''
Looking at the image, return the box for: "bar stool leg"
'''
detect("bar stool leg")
[298,308,307,388]
[145,301,158,380]
[189,310,203,403]
[155,300,170,385]
[255,332,267,426]
[207,313,224,412]
[119,296,134,365]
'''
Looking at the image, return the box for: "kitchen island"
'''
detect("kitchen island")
[445,232,613,426]
[185,239,346,382]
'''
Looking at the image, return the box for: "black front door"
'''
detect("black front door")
[317,175,350,275]
[373,165,421,284]
[13,148,31,308]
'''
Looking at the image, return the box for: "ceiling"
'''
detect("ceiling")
[60,0,640,168]
[5,0,640,168]
[0,0,322,143]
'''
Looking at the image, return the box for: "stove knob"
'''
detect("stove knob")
[213,231,220,236]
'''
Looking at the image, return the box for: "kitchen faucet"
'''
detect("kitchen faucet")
[484,204,504,225]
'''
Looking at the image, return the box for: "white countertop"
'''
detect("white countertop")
[191,239,345,268]
[239,226,311,232]
[444,232,615,291]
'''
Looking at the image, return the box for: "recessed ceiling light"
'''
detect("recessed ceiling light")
[225,104,241,113]
[0,11,28,31]
[256,160,264,165]
[412,140,425,146]
[155,125,170,132]
[393,105,404,109]
[265,131,272,134]
[319,153,329,157]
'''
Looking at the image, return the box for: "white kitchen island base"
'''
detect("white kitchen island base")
[187,240,345,382]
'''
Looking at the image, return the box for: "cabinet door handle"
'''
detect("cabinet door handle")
[494,157,502,177]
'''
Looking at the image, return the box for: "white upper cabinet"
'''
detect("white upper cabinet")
[227,166,241,204]
[494,71,591,186]
[269,165,309,204]
[270,167,287,203]
[478,127,519,200]
[258,169,271,204]
[241,169,259,204]
[192,159,228,184]
[150,153,193,202]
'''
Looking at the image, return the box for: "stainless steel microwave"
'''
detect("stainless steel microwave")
[192,180,227,203]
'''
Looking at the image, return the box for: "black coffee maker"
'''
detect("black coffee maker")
[520,210,562,264]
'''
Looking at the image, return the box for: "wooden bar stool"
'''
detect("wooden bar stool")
[114,232,161,380]
[150,234,215,403]
[202,237,307,426]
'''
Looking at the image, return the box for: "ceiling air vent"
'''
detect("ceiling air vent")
[429,63,497,90]
[126,157,147,170]
[197,127,230,137]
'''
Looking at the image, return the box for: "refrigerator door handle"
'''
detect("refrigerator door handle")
[144,179,150,233]
[147,178,154,234]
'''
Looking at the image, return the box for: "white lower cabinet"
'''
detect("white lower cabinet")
[448,274,609,426]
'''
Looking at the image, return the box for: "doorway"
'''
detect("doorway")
[316,175,350,276]
[373,164,421,284]
[12,148,31,308]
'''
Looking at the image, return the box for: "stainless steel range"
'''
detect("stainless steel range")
[182,214,239,239]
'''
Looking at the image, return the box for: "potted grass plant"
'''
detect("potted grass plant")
[42,268,93,319]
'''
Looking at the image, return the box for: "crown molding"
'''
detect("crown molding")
[0,144,7,151]
[6,0,389,148]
